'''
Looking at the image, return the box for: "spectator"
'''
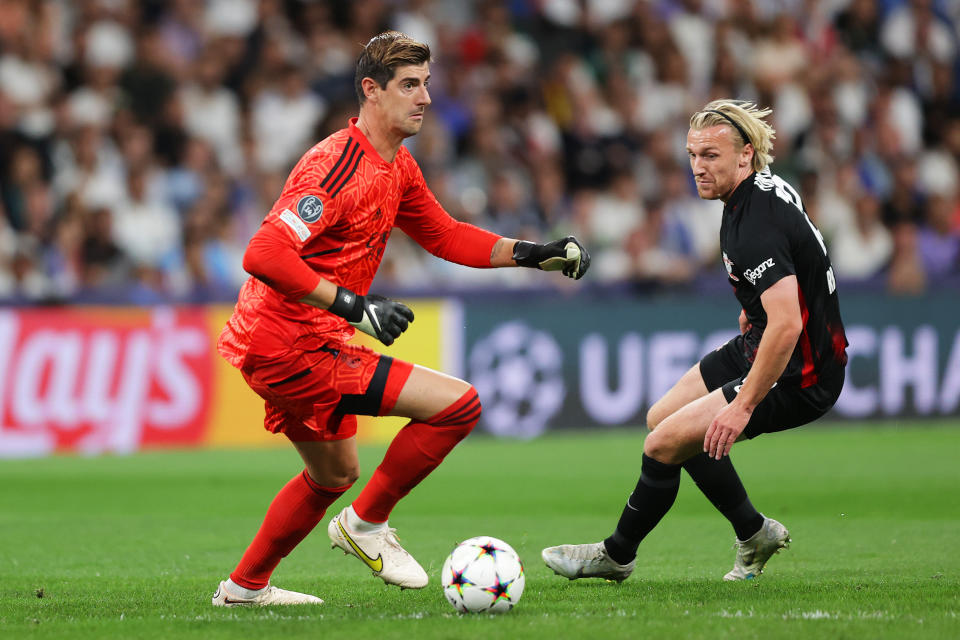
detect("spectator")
[0,2,953,300]
[830,192,893,281]
[181,45,242,175]
[887,221,927,294]
[110,164,180,273]
[251,63,326,172]
[917,193,960,278]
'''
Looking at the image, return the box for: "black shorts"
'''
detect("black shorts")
[699,334,845,439]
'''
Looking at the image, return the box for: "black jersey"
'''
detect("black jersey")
[719,167,848,387]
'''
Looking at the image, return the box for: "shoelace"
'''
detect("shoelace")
[381,527,405,551]
[565,544,606,564]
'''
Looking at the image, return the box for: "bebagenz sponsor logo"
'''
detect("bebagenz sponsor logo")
[743,258,775,285]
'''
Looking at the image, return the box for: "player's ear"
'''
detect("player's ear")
[740,143,754,169]
[361,77,380,103]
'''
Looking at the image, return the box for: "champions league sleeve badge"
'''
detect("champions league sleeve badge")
[296,195,324,223]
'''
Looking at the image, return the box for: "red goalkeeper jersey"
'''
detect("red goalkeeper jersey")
[219,118,500,367]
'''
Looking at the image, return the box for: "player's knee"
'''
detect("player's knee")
[431,385,481,436]
[307,461,360,487]
[339,463,361,486]
[646,403,666,432]
[643,433,682,465]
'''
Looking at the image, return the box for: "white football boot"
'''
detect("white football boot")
[327,507,428,589]
[211,580,323,606]
[541,542,635,582]
[723,517,791,581]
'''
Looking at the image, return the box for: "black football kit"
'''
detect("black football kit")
[700,168,849,438]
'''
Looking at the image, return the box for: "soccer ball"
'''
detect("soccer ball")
[441,536,525,613]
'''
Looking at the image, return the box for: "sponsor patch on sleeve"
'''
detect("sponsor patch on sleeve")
[279,209,311,241]
[743,258,776,285]
[296,195,324,222]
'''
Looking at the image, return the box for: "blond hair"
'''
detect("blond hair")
[690,100,776,172]
[355,32,431,104]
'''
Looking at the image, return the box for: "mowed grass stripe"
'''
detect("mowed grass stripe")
[0,422,957,639]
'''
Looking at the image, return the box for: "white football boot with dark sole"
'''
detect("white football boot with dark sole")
[327,507,428,589]
[541,542,634,582]
[724,517,790,581]
[211,581,323,606]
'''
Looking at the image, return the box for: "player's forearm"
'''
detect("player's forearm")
[243,224,323,300]
[491,238,520,267]
[733,321,799,411]
[298,278,340,310]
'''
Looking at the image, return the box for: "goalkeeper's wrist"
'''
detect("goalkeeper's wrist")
[512,240,541,269]
[327,286,364,323]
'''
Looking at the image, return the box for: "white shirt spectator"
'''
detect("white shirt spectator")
[181,84,242,174]
[252,79,326,172]
[65,86,115,128]
[881,4,956,63]
[84,20,134,70]
[917,149,958,198]
[829,194,892,280]
[668,9,715,94]
[0,51,57,137]
[111,172,181,269]
[205,0,257,37]
[51,130,126,211]
[886,87,924,156]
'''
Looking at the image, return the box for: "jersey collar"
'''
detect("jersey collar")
[348,118,392,167]
[724,171,756,213]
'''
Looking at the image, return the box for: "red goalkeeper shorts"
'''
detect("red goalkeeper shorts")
[240,338,414,442]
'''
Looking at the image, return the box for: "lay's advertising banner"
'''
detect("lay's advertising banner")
[1,292,956,458]
[0,302,453,458]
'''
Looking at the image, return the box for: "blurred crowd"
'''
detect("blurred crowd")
[0,0,958,303]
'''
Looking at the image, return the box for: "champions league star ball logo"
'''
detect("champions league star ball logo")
[468,321,565,439]
[296,195,324,223]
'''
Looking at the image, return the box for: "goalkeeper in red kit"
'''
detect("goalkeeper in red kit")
[211,31,590,607]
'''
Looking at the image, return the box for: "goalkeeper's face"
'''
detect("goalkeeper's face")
[377,63,432,138]
[686,126,754,203]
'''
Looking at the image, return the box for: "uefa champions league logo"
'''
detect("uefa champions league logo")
[296,195,324,223]
[468,321,565,439]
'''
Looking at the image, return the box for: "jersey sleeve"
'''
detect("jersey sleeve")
[739,205,796,295]
[243,222,321,300]
[242,149,344,299]
[395,156,501,268]
[261,152,344,251]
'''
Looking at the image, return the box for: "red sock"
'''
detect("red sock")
[230,470,351,590]
[352,388,481,523]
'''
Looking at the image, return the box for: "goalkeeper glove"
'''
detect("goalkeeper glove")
[327,286,414,346]
[512,236,591,280]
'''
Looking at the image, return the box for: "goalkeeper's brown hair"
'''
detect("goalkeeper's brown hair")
[355,32,432,105]
[690,100,776,172]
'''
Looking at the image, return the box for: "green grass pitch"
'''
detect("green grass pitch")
[1,422,958,639]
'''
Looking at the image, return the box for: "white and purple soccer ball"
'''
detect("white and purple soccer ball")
[441,536,525,613]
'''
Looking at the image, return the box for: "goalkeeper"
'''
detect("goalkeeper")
[212,31,589,607]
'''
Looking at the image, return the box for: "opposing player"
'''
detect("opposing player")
[542,100,847,582]
[211,32,590,607]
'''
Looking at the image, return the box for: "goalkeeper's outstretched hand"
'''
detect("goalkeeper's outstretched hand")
[328,287,414,346]
[512,236,591,280]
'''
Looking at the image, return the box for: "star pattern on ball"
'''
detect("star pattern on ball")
[447,567,473,597]
[483,576,516,602]
[476,542,502,559]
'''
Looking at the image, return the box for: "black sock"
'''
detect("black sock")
[683,452,764,541]
[603,454,681,565]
